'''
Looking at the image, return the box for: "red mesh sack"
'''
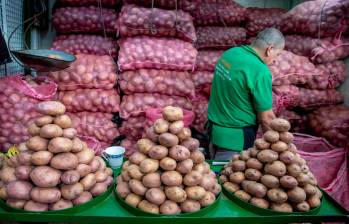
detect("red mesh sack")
[52,35,118,58]
[118,36,198,71]
[278,110,308,133]
[192,71,213,92]
[118,5,196,43]
[308,105,349,148]
[191,92,209,133]
[272,85,300,112]
[193,0,246,26]
[195,26,246,49]
[246,7,286,36]
[120,93,192,119]
[297,88,343,109]
[78,135,102,155]
[119,116,146,140]
[293,134,348,211]
[120,138,137,157]
[67,112,119,143]
[56,0,118,7]
[47,54,117,91]
[305,60,347,89]
[0,76,57,151]
[145,108,194,127]
[270,50,324,86]
[122,0,199,12]
[57,89,120,113]
[195,50,223,72]
[119,69,195,98]
[280,0,349,37]
[285,35,349,63]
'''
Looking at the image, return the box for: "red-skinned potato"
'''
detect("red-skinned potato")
[169,120,184,134]
[234,190,251,202]
[6,199,26,209]
[30,187,61,203]
[180,200,201,213]
[160,200,181,214]
[246,158,263,170]
[153,119,169,134]
[183,170,203,186]
[48,137,73,153]
[17,151,32,165]
[176,159,194,174]
[76,149,94,164]
[264,161,286,177]
[245,168,262,181]
[125,193,142,208]
[54,114,72,129]
[76,164,92,178]
[89,158,100,173]
[257,149,279,163]
[15,166,33,181]
[72,191,92,205]
[6,181,33,200]
[145,127,159,143]
[24,201,48,211]
[61,170,80,185]
[50,199,73,210]
[223,182,240,193]
[145,188,166,205]
[162,106,183,122]
[177,127,191,141]
[137,138,155,154]
[190,150,205,164]
[26,136,48,151]
[165,186,187,203]
[159,157,177,171]
[71,138,84,153]
[116,182,130,198]
[36,101,66,116]
[80,173,96,191]
[280,175,298,189]
[254,138,270,149]
[250,197,269,209]
[287,187,306,203]
[263,130,280,143]
[129,179,147,196]
[261,175,280,188]
[0,167,17,183]
[149,145,168,160]
[129,152,148,165]
[229,172,245,184]
[31,151,53,166]
[28,123,41,136]
[40,124,63,139]
[35,115,53,127]
[50,153,78,170]
[142,172,161,188]
[62,128,77,139]
[138,200,159,214]
[169,145,190,161]
[185,186,206,200]
[271,141,288,152]
[279,132,294,143]
[180,138,200,151]
[139,158,159,173]
[279,151,295,164]
[30,166,61,187]
[90,183,108,196]
[270,202,293,212]
[231,160,246,172]
[267,188,288,203]
[161,171,183,186]
[127,165,143,180]
[159,133,179,147]
[61,183,84,200]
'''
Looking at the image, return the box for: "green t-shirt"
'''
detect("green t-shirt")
[207,45,273,151]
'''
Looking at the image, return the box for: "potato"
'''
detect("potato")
[138,200,159,214]
[121,171,131,182]
[160,157,177,171]
[30,151,52,166]
[129,179,147,196]
[296,201,310,212]
[308,195,321,208]
[0,187,8,200]
[76,164,91,178]
[185,186,206,200]
[17,151,33,166]
[30,187,61,203]
[145,188,166,205]
[240,150,251,161]
[0,167,17,183]
[264,161,286,177]
[24,200,48,211]
[177,127,191,141]
[303,184,317,196]
[30,166,61,187]
[50,199,73,210]
[116,182,130,198]
[200,175,216,191]
[72,191,92,205]
[271,141,288,153]
[270,202,293,212]
[96,156,106,171]
[301,164,310,173]
[198,191,215,207]
[6,199,26,209]
[54,114,72,129]
[36,101,66,116]
[28,123,41,136]
[101,176,113,187]
[62,128,77,139]
[297,173,311,186]
[160,200,181,214]
[176,159,193,174]
[154,119,169,134]
[211,183,222,195]
[288,143,298,152]
[50,153,78,170]
[26,136,48,151]
[279,151,295,164]
[256,149,278,163]
[90,183,108,196]
[229,172,245,184]
[143,172,161,188]
[129,152,148,165]
[89,158,100,173]
[95,171,108,183]
[181,138,200,151]
[125,193,142,207]
[5,156,19,168]
[159,133,179,147]
[261,174,280,188]
[223,182,239,193]
[250,197,269,209]
[148,145,168,160]
[234,190,251,202]
[267,188,288,203]
[35,115,54,127]
[263,130,280,143]
[190,150,205,164]
[219,175,228,183]
[280,176,298,189]
[6,181,33,200]
[169,145,190,162]
[140,158,159,173]
[61,183,84,200]
[161,171,183,186]
[231,160,246,172]
[165,186,187,203]
[40,124,63,139]
[249,147,260,158]
[180,200,201,213]
[287,187,306,203]
[287,164,302,177]
[15,166,33,181]
[127,165,143,180]
[279,132,294,144]
[18,142,29,152]
[145,127,159,143]
[242,181,267,198]
[71,138,84,153]
[76,149,94,164]
[80,173,96,191]
[246,158,263,170]
[162,106,183,121]
[105,167,113,177]
[48,137,73,153]
[245,169,262,181]
[294,156,306,167]
[270,118,291,132]
[254,138,270,150]
[183,170,203,186]
[61,170,80,185]
[137,138,155,154]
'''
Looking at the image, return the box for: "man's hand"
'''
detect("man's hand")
[258,109,276,132]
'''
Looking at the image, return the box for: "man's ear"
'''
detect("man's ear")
[266,45,274,57]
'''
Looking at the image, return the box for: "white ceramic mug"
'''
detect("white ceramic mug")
[102,146,125,169]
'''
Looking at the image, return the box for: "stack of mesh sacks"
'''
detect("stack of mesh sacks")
[49,0,120,154]
[271,0,349,146]
[118,1,199,156]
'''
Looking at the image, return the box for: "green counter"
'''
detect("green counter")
[0,163,347,224]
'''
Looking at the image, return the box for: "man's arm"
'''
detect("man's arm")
[258,109,276,132]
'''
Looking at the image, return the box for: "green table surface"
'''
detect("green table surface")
[0,163,347,224]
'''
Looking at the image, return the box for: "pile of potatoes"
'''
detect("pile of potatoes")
[0,101,113,211]
[220,118,322,213]
[116,106,221,214]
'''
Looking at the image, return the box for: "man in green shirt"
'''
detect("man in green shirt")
[207,28,285,160]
